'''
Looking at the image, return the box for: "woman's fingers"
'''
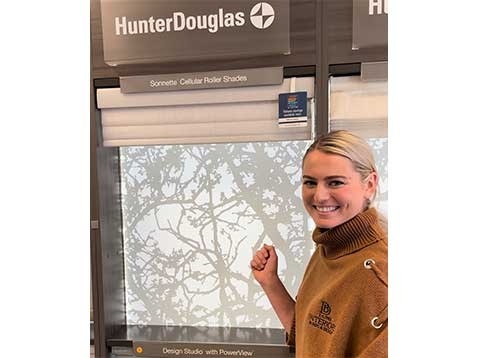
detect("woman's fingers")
[256,250,268,264]
[263,244,277,259]
[250,260,259,270]
[251,261,264,271]
[251,244,276,271]
[252,254,265,270]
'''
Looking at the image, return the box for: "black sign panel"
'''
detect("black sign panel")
[132,341,291,358]
[352,0,388,49]
[100,0,290,66]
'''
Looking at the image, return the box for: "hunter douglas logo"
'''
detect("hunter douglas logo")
[250,2,275,29]
[114,2,275,35]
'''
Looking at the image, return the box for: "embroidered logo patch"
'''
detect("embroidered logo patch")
[308,300,336,334]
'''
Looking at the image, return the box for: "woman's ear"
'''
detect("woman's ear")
[364,171,378,199]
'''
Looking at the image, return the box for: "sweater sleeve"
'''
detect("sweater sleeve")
[285,313,296,346]
[358,251,388,357]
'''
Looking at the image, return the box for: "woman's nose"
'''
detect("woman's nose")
[313,184,330,202]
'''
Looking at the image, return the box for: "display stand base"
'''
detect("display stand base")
[107,325,294,358]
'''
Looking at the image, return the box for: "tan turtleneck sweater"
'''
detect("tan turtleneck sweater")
[287,208,388,357]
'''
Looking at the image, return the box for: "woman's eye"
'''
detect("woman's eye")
[303,180,316,187]
[328,180,344,187]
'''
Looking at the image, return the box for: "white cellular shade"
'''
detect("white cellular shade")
[97,77,315,146]
[329,76,387,138]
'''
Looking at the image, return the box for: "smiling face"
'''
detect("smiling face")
[302,150,377,229]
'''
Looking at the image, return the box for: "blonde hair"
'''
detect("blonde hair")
[303,130,378,201]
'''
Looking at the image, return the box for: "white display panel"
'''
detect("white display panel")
[120,141,315,327]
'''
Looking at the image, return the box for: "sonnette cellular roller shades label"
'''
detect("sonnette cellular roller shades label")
[352,0,388,49]
[100,0,290,66]
[120,67,283,93]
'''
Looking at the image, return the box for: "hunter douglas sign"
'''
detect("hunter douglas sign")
[100,0,290,66]
[352,0,388,49]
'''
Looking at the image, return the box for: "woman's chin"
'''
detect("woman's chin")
[314,216,344,229]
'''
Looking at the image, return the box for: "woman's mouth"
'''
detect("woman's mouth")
[313,205,339,213]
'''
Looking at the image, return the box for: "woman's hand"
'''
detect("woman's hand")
[250,244,295,334]
[250,244,279,287]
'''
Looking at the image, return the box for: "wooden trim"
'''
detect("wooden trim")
[326,0,387,65]
[317,0,329,136]
[90,1,387,352]
[284,65,316,78]
[91,75,107,357]
[93,66,317,89]
[91,0,317,79]
[94,78,120,89]
[329,63,361,77]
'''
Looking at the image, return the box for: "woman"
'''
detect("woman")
[250,130,388,357]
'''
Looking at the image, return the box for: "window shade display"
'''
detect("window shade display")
[120,141,315,327]
[329,76,387,138]
[97,77,315,146]
[329,75,388,218]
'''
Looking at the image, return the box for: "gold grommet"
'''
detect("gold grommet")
[371,316,383,329]
[364,258,376,269]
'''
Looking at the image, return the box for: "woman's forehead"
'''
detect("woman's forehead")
[303,151,353,169]
[302,151,359,179]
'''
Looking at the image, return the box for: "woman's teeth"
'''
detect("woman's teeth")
[316,206,338,212]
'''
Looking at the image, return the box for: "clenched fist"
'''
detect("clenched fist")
[250,244,279,287]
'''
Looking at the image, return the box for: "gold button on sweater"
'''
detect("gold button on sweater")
[287,208,388,357]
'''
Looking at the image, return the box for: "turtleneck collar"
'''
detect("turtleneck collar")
[312,208,385,259]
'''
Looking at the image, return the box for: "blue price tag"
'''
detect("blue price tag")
[278,91,308,127]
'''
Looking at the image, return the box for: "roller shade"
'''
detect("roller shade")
[329,75,387,138]
[97,77,315,146]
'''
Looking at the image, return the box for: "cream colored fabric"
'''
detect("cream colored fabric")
[329,76,387,138]
[97,77,315,146]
